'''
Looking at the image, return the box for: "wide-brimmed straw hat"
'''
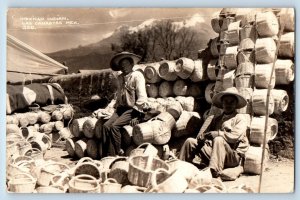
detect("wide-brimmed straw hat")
[110,51,141,71]
[212,87,247,109]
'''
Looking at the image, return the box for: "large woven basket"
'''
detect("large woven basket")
[6,123,21,135]
[175,57,195,79]
[129,143,158,158]
[70,117,90,138]
[52,110,63,121]
[146,83,159,98]
[275,59,294,85]
[209,37,220,58]
[166,100,183,120]
[132,122,153,145]
[37,111,51,124]
[6,114,19,125]
[175,96,198,112]
[190,59,207,82]
[236,88,253,114]
[38,162,70,187]
[100,178,121,193]
[255,64,276,89]
[128,155,169,187]
[250,117,278,145]
[239,38,255,51]
[159,81,174,97]
[244,146,269,175]
[74,138,88,159]
[225,29,240,45]
[224,46,238,70]
[278,32,294,58]
[144,62,162,83]
[221,17,235,31]
[82,117,98,138]
[187,84,202,97]
[108,157,130,186]
[237,50,255,64]
[26,112,39,125]
[211,17,221,33]
[279,8,294,32]
[271,89,289,114]
[173,79,188,96]
[207,59,219,80]
[252,89,275,116]
[66,138,78,158]
[222,70,235,90]
[74,157,102,179]
[256,11,279,37]
[173,111,201,138]
[158,61,178,81]
[255,38,277,64]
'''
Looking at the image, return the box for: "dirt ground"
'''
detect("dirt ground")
[44,146,295,193]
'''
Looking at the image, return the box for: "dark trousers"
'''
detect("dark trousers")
[179,137,241,173]
[101,106,142,157]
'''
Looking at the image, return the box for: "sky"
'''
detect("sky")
[7,8,221,53]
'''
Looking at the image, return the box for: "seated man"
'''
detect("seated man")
[179,87,249,178]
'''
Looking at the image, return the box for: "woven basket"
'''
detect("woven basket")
[207,59,219,80]
[150,119,172,145]
[250,117,278,145]
[166,100,183,120]
[51,110,63,121]
[244,146,269,175]
[23,148,43,160]
[146,83,159,98]
[173,111,201,138]
[148,168,188,193]
[60,104,74,121]
[239,10,257,26]
[278,32,294,58]
[132,122,153,145]
[204,83,215,104]
[279,8,294,32]
[221,17,235,31]
[66,138,78,157]
[187,84,202,97]
[74,157,102,179]
[50,172,70,192]
[74,138,88,159]
[220,8,238,17]
[6,123,21,135]
[16,141,32,156]
[38,162,69,187]
[211,17,221,33]
[175,57,195,79]
[159,81,174,97]
[166,159,199,182]
[240,25,256,41]
[223,70,235,90]
[100,178,122,193]
[37,111,51,124]
[256,11,279,37]
[133,64,147,74]
[190,59,207,82]
[128,155,169,187]
[239,38,255,51]
[275,59,294,85]
[17,114,29,128]
[58,127,72,139]
[173,80,188,96]
[86,139,99,159]
[188,168,213,189]
[236,62,254,76]
[8,173,37,193]
[237,50,255,64]
[235,74,254,88]
[144,63,162,83]
[35,186,65,193]
[236,88,253,114]
[129,143,158,158]
[175,96,198,112]
[7,159,35,181]
[252,89,275,116]
[255,64,276,89]
[70,117,89,138]
[224,46,238,70]
[26,112,39,125]
[39,122,54,134]
[83,117,98,138]
[159,61,178,81]
[210,37,220,57]
[225,29,240,45]
[271,89,289,114]
[108,157,130,185]
[6,114,19,125]
[69,174,100,193]
[51,121,63,132]
[255,38,277,64]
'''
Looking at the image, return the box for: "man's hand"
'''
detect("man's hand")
[130,118,140,126]
[204,131,219,140]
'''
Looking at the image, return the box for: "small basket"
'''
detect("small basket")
[8,173,37,193]
[74,157,102,179]
[69,174,100,193]
[38,162,70,187]
[100,178,121,193]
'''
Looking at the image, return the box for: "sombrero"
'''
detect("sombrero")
[212,87,247,109]
[110,52,141,71]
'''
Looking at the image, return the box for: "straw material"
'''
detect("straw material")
[82,117,98,138]
[132,122,153,145]
[7,124,21,135]
[38,111,51,124]
[26,112,39,125]
[278,32,294,58]
[210,37,220,57]
[51,110,63,121]
[74,138,88,159]
[53,121,64,131]
[250,117,278,145]
[159,81,174,97]
[236,88,253,114]
[223,70,235,90]
[86,139,99,159]
[60,104,74,121]
[150,120,172,145]
[6,115,19,125]
[271,89,289,114]
[237,50,255,64]
[279,8,294,32]
[205,83,215,104]
[173,80,188,96]
[69,174,100,193]
[207,59,219,80]
[239,38,255,51]
[66,138,78,157]
[158,61,178,81]
[187,84,202,97]
[74,157,102,179]
[221,17,235,31]
[17,114,29,128]
[224,46,238,70]
[166,101,183,120]
[175,57,195,79]
[225,29,240,45]
[144,63,162,83]
[58,127,72,139]
[238,10,257,26]
[175,96,198,112]
[70,117,90,138]
[252,89,275,116]
[255,64,276,89]
[240,25,256,42]
[275,59,294,85]
[256,11,279,37]
[128,155,169,187]
[146,84,159,98]
[211,17,221,33]
[39,123,54,134]
[255,38,277,64]
[109,158,130,186]
[190,59,207,82]
[244,146,269,175]
[38,162,69,187]
[8,173,37,193]
[100,178,122,193]
[173,111,201,138]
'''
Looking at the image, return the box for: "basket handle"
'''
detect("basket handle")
[11,173,36,182]
[77,157,94,165]
[136,142,152,150]
[150,168,169,189]
[51,171,70,187]
[103,178,118,184]
[23,148,42,156]
[108,156,127,169]
[74,174,97,182]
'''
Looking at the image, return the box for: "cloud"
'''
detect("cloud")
[108,9,130,19]
[172,13,205,30]
[128,18,156,33]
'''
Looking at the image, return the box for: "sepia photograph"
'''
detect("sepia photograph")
[6,8,294,193]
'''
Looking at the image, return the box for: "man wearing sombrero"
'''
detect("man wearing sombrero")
[100,52,149,157]
[179,87,249,179]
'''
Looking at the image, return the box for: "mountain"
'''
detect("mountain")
[46,17,217,73]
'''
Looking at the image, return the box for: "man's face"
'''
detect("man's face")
[120,58,133,74]
[222,95,238,114]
